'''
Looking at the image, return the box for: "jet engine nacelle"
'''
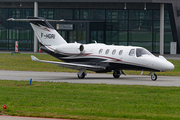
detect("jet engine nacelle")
[55,43,84,54]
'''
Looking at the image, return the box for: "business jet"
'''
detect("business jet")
[7,17,174,81]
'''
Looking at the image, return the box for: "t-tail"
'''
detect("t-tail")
[28,17,67,46]
[7,17,67,46]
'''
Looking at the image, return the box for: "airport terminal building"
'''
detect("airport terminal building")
[0,0,180,54]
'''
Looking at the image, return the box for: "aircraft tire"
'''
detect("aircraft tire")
[78,72,85,79]
[113,71,120,78]
[151,73,157,81]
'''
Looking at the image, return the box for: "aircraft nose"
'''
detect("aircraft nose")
[163,61,175,71]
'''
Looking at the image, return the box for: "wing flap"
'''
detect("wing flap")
[31,55,106,71]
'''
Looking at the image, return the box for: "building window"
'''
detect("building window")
[74,9,79,19]
[90,22,105,43]
[106,10,128,22]
[129,10,152,20]
[129,10,153,51]
[80,9,105,20]
[77,31,86,44]
[39,9,53,19]
[54,9,73,19]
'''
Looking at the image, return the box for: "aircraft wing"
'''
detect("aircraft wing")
[31,55,106,71]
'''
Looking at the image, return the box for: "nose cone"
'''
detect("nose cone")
[162,61,175,72]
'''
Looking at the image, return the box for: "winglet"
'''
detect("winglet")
[31,55,39,61]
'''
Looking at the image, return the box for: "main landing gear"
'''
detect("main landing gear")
[78,72,86,79]
[77,68,87,79]
[113,71,120,78]
[113,70,126,78]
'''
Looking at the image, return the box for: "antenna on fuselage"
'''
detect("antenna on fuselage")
[92,40,97,44]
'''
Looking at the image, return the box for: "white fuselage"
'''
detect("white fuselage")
[81,43,174,72]
[47,43,174,72]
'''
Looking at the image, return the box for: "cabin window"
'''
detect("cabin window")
[119,50,123,55]
[129,49,135,56]
[112,49,116,55]
[99,49,103,54]
[105,49,109,54]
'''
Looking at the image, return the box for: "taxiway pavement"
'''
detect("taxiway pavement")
[0,70,180,86]
[0,115,68,120]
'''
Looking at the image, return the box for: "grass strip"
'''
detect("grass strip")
[0,53,180,76]
[0,53,78,72]
[1,80,180,119]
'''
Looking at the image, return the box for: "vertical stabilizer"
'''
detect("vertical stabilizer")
[29,17,67,46]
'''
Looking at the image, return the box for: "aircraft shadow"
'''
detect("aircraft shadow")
[35,76,153,81]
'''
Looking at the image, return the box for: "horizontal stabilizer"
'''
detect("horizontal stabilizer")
[7,17,104,23]
[7,18,65,22]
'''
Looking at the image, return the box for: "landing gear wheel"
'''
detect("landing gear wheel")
[78,72,85,79]
[151,73,157,81]
[113,71,121,78]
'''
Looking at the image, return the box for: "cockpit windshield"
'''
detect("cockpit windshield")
[136,48,152,57]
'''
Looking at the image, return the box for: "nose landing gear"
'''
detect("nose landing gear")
[151,73,157,81]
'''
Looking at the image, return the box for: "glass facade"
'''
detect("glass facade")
[0,8,33,50]
[0,6,174,53]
